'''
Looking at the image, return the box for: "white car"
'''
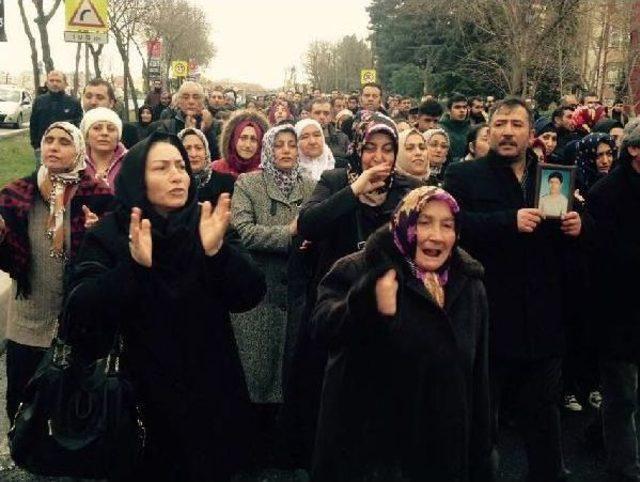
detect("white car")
[0,85,32,128]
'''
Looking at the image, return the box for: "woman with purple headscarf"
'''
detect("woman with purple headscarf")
[311,186,493,482]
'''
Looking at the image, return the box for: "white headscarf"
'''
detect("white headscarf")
[294,119,335,181]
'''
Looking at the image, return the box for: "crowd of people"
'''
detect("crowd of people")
[0,68,638,482]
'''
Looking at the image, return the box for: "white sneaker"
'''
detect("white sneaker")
[563,394,583,412]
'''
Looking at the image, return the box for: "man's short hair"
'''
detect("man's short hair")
[581,92,598,103]
[548,171,564,183]
[360,82,383,96]
[489,97,534,128]
[84,78,116,102]
[330,96,344,108]
[348,94,359,103]
[212,85,225,93]
[417,100,443,118]
[177,81,205,98]
[311,97,331,110]
[447,93,468,110]
[470,96,484,106]
[552,105,574,124]
[48,70,68,84]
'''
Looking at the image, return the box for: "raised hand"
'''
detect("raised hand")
[199,193,231,256]
[375,269,398,316]
[350,162,393,196]
[129,207,153,267]
[82,204,99,229]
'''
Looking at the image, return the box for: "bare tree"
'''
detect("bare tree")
[88,44,104,79]
[73,42,82,96]
[17,0,40,92]
[32,0,63,73]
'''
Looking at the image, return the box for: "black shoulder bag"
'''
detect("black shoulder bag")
[8,287,145,479]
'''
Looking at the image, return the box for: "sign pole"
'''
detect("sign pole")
[85,43,90,83]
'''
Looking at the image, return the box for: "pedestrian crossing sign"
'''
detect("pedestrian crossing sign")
[65,0,108,32]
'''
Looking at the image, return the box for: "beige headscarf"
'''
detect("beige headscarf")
[37,121,86,259]
[395,128,430,182]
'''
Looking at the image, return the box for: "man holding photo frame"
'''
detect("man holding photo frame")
[536,165,576,219]
[445,97,582,482]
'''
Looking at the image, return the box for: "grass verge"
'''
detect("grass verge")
[0,132,33,188]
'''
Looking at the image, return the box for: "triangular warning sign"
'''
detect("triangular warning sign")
[69,0,106,28]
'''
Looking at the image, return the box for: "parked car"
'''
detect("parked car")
[0,85,32,128]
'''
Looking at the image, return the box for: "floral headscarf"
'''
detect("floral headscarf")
[294,119,335,180]
[260,124,302,198]
[575,132,616,194]
[177,127,212,190]
[347,110,399,206]
[37,121,87,259]
[391,186,460,308]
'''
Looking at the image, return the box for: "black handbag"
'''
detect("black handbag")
[8,293,145,479]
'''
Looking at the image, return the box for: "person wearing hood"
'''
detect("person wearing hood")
[80,106,127,192]
[283,111,420,468]
[230,124,315,469]
[64,131,266,481]
[0,121,112,424]
[444,98,582,482]
[213,109,270,179]
[136,104,155,140]
[585,124,640,482]
[592,118,624,150]
[439,93,471,160]
[534,117,561,163]
[394,127,430,184]
[177,127,235,203]
[29,71,83,167]
[423,127,451,185]
[311,186,493,482]
[295,119,336,180]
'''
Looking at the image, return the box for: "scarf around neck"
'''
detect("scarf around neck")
[178,127,213,190]
[391,186,460,308]
[228,119,264,174]
[37,121,87,259]
[260,124,302,198]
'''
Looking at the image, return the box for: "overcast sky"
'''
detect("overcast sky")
[0,0,372,89]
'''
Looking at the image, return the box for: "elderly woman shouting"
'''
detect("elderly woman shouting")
[65,132,266,481]
[312,186,493,482]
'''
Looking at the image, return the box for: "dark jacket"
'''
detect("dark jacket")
[121,122,140,149]
[325,123,350,162]
[283,168,419,466]
[29,91,83,149]
[440,115,471,160]
[444,150,577,360]
[553,127,580,165]
[311,228,492,482]
[197,171,235,203]
[586,160,640,361]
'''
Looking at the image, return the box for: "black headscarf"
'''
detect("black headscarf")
[114,131,202,296]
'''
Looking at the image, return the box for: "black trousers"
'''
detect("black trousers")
[491,357,567,482]
[5,340,47,424]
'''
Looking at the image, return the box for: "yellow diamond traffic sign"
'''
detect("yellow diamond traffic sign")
[65,0,108,33]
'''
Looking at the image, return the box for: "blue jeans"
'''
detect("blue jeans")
[600,360,640,478]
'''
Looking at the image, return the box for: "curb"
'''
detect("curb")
[0,128,28,141]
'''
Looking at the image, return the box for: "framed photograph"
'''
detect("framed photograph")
[535,163,576,219]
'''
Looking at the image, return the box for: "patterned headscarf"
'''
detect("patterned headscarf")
[260,124,302,198]
[37,121,87,259]
[177,127,212,190]
[294,118,335,180]
[395,128,430,182]
[391,186,460,308]
[575,132,616,193]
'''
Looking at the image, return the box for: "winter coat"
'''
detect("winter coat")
[84,142,128,191]
[29,91,83,149]
[325,123,350,162]
[440,115,471,160]
[311,227,492,482]
[444,150,579,361]
[231,170,316,403]
[586,160,640,361]
[197,170,235,203]
[150,110,220,159]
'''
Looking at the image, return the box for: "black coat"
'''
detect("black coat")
[29,91,83,149]
[444,150,577,360]
[197,171,235,203]
[283,169,420,466]
[150,111,220,159]
[586,160,640,361]
[311,228,492,482]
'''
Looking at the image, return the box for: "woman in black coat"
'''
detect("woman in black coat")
[311,186,492,482]
[284,111,420,466]
[65,132,266,481]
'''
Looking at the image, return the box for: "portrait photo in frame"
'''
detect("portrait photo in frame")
[535,163,576,219]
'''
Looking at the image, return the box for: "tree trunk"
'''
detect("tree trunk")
[89,44,104,79]
[73,43,81,96]
[18,0,41,93]
[126,38,139,114]
[32,0,63,73]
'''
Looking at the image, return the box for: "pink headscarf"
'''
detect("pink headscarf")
[227,119,265,174]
